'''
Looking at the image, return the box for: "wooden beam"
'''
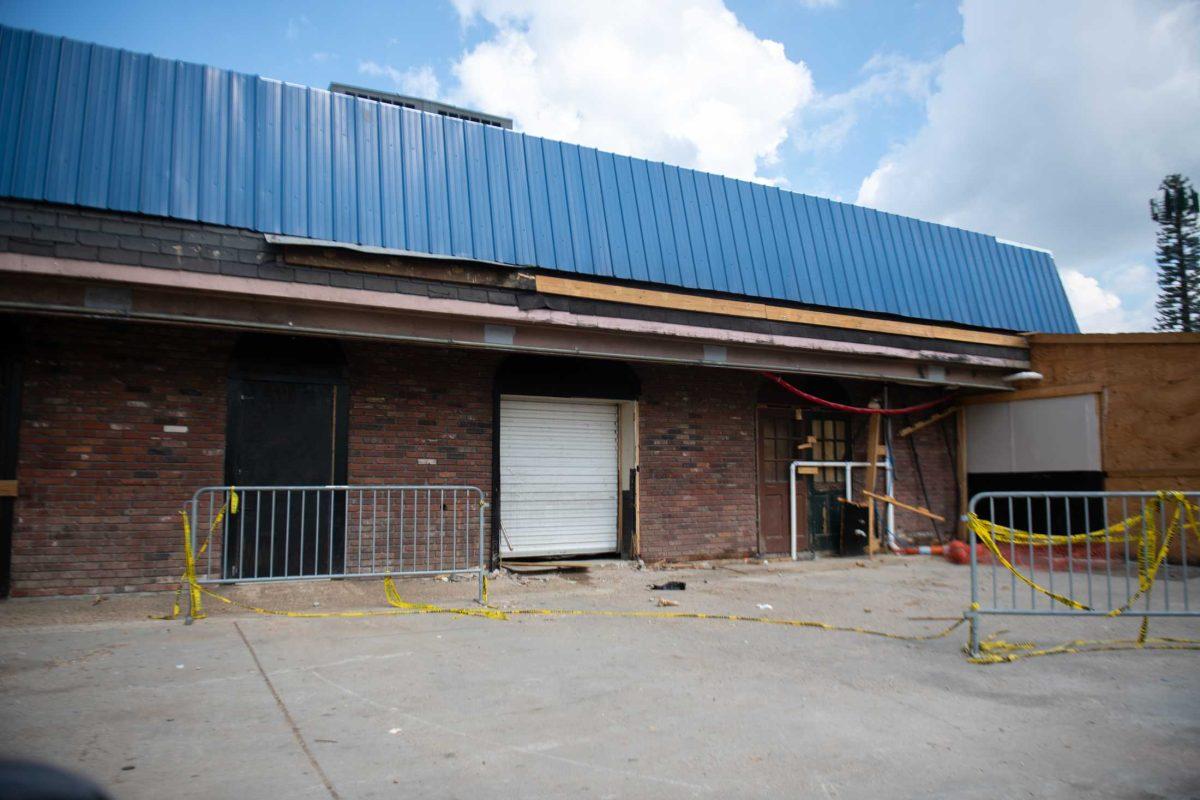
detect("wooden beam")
[898,406,958,438]
[534,274,1029,348]
[862,490,945,522]
[1030,332,1200,345]
[960,383,1102,406]
[0,480,16,497]
[864,407,882,556]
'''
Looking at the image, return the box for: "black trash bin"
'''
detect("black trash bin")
[839,500,870,556]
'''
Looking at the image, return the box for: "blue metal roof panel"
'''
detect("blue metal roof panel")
[0,25,1079,333]
[13,32,59,200]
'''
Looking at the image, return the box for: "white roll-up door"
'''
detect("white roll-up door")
[500,397,619,557]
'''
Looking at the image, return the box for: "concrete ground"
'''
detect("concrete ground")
[2,557,1199,800]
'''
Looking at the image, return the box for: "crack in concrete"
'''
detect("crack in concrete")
[235,622,341,800]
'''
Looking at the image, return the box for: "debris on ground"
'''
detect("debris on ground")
[502,561,590,575]
[657,597,679,607]
[756,603,773,610]
[649,581,686,591]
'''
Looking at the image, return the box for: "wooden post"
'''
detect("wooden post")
[864,404,881,555]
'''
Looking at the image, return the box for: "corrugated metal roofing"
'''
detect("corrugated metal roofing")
[0,25,1079,333]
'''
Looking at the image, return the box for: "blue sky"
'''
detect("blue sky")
[1,0,1197,331]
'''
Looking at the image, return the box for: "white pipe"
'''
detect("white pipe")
[789,463,797,561]
[884,387,894,551]
[789,459,891,560]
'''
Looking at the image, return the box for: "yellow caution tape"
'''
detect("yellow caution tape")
[968,635,1200,664]
[153,488,239,621]
[964,492,1200,663]
[969,492,1200,547]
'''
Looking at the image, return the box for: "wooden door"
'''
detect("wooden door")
[757,408,807,554]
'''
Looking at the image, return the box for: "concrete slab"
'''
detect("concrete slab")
[2,559,1199,799]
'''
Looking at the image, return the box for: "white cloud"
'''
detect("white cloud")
[794,52,936,154]
[448,0,814,182]
[285,16,310,42]
[856,0,1200,332]
[1061,269,1127,332]
[358,61,442,99]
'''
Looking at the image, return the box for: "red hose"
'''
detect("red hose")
[761,372,954,416]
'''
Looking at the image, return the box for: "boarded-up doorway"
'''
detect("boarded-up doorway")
[225,335,348,578]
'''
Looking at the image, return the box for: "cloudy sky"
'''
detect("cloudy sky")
[3,0,1198,331]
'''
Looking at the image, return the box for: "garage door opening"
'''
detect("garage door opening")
[494,356,639,562]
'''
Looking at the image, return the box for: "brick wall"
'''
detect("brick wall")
[9,312,958,595]
[636,365,760,562]
[346,341,497,568]
[886,398,959,543]
[9,318,504,596]
[14,318,232,596]
[346,341,497,486]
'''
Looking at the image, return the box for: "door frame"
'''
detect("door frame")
[491,355,641,568]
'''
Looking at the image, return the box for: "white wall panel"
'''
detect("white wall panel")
[967,394,1101,473]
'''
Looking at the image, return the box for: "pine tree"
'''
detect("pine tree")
[1151,174,1200,332]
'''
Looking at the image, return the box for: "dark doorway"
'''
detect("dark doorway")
[0,321,21,597]
[225,335,348,579]
[805,412,852,551]
[968,471,1106,536]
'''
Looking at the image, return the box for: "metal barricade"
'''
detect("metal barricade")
[188,485,488,604]
[966,491,1200,655]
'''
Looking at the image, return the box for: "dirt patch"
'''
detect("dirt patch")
[0,555,904,628]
